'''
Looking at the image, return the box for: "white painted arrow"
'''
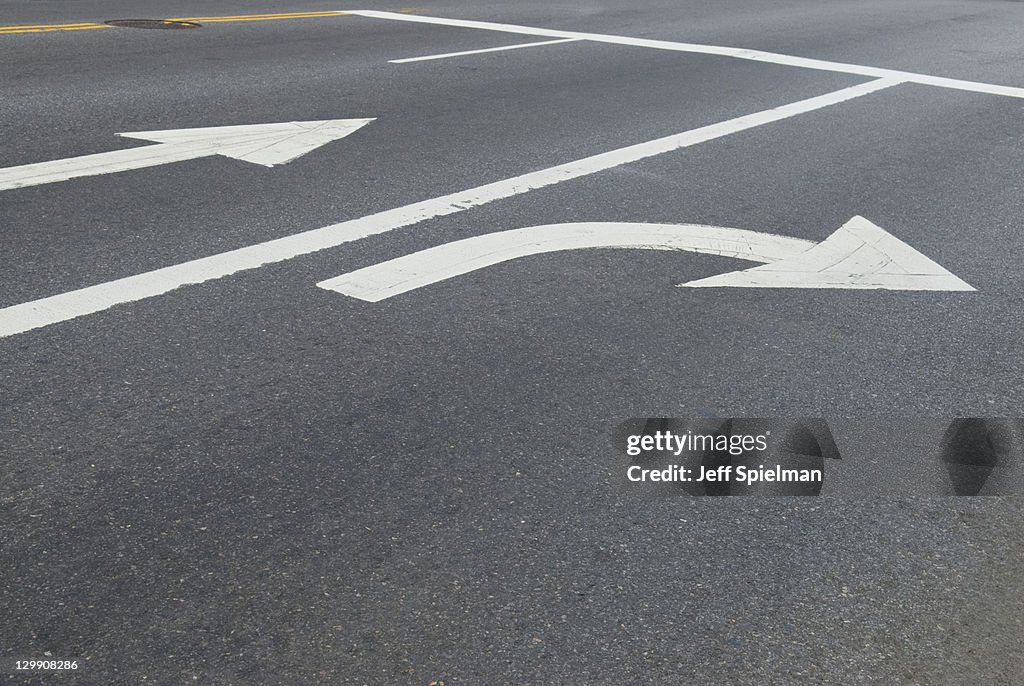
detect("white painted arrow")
[0,119,374,191]
[317,216,974,301]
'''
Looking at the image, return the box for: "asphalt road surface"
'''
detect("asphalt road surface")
[2,1,1024,683]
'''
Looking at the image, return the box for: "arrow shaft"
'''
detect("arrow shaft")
[317,222,815,301]
[0,118,375,191]
[0,142,211,191]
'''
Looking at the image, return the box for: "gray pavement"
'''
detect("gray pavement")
[2,1,1023,683]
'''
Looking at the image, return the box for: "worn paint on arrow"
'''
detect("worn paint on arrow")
[317,217,974,301]
[0,119,374,191]
[317,222,813,301]
[680,216,975,290]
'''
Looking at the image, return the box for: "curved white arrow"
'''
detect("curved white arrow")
[0,118,374,191]
[317,216,974,301]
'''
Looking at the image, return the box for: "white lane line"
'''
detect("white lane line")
[390,37,580,63]
[0,78,899,339]
[348,9,1024,99]
[317,222,816,301]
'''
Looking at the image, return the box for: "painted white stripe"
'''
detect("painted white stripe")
[390,37,579,63]
[317,222,816,301]
[349,9,1024,99]
[0,78,898,338]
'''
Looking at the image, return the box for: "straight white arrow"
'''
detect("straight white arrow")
[0,119,374,191]
[317,216,974,301]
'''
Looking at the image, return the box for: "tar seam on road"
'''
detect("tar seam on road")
[0,78,900,339]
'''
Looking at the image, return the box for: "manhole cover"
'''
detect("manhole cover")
[104,19,201,29]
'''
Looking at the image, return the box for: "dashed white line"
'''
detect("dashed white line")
[390,37,580,63]
[349,9,1024,99]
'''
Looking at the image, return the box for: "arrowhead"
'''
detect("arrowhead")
[678,216,975,291]
[117,119,375,167]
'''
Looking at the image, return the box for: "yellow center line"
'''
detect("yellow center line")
[0,10,352,35]
[0,22,98,29]
[0,22,109,34]
[168,11,349,22]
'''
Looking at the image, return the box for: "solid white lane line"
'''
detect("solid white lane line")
[317,222,815,301]
[0,78,899,339]
[349,9,1024,99]
[390,37,580,63]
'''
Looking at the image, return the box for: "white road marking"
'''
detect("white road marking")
[349,9,1024,99]
[317,222,815,301]
[390,37,580,63]
[0,119,374,192]
[680,215,975,290]
[0,79,898,339]
[318,217,974,301]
